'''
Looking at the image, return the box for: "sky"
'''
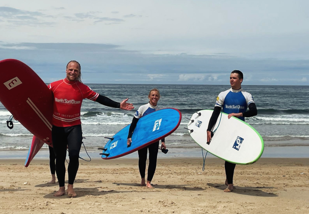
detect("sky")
[0,0,309,85]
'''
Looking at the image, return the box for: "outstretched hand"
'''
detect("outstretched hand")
[120,98,134,110]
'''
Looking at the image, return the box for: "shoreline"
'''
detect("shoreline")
[1,145,309,160]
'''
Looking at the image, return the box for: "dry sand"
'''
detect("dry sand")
[0,158,308,214]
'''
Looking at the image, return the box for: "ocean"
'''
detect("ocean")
[1,84,309,159]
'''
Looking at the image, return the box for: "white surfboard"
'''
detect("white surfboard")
[188,110,264,164]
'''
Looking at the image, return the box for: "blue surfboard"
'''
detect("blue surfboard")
[100,108,182,159]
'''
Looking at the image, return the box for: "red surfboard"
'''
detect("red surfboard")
[0,59,53,166]
[25,135,46,166]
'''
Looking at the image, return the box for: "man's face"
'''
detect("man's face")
[230,73,242,89]
[66,62,80,81]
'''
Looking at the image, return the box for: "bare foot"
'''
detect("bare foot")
[48,180,56,184]
[48,174,56,184]
[141,178,146,186]
[54,187,65,196]
[225,180,236,189]
[67,184,77,197]
[224,184,234,192]
[146,181,154,188]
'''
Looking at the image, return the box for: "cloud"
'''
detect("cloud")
[0,42,308,85]
[68,12,124,24]
[0,6,124,27]
[123,14,137,18]
[178,74,206,81]
[300,77,307,82]
[147,74,165,80]
[0,6,53,26]
[0,44,35,50]
[94,17,124,23]
[260,78,279,82]
[178,74,225,82]
[0,6,43,16]
[0,7,55,28]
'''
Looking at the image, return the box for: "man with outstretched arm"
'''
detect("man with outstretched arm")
[49,60,134,197]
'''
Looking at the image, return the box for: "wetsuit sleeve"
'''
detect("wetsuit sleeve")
[95,94,120,108]
[207,106,221,131]
[242,103,257,117]
[127,117,139,138]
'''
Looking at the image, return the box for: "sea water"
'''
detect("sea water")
[0,84,309,158]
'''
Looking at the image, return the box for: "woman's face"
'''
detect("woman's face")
[148,90,160,106]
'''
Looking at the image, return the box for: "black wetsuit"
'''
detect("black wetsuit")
[49,146,56,175]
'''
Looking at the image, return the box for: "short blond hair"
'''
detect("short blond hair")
[148,88,160,97]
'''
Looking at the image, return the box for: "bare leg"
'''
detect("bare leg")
[67,184,77,197]
[141,178,146,186]
[54,186,65,196]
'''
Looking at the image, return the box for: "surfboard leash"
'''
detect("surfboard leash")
[201,149,208,171]
[212,112,223,133]
[202,112,223,170]
[6,115,14,129]
[79,139,92,162]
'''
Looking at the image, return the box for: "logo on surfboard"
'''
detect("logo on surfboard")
[153,119,162,131]
[232,136,244,151]
[195,120,202,128]
[110,141,118,149]
[4,77,22,90]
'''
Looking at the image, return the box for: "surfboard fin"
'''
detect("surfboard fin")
[104,137,114,141]
[98,147,107,151]
[184,127,194,133]
[100,153,109,157]
[195,112,201,118]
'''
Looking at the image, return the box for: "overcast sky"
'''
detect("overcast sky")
[0,0,309,85]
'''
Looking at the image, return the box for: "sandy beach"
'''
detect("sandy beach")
[0,157,308,214]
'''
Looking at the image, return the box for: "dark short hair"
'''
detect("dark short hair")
[231,70,243,80]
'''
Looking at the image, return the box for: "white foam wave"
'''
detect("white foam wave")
[82,121,130,125]
[170,133,186,136]
[0,146,28,150]
[264,135,309,138]
[255,115,309,122]
[0,110,12,116]
[0,133,32,137]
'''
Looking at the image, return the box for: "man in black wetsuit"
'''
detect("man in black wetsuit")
[207,70,257,192]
